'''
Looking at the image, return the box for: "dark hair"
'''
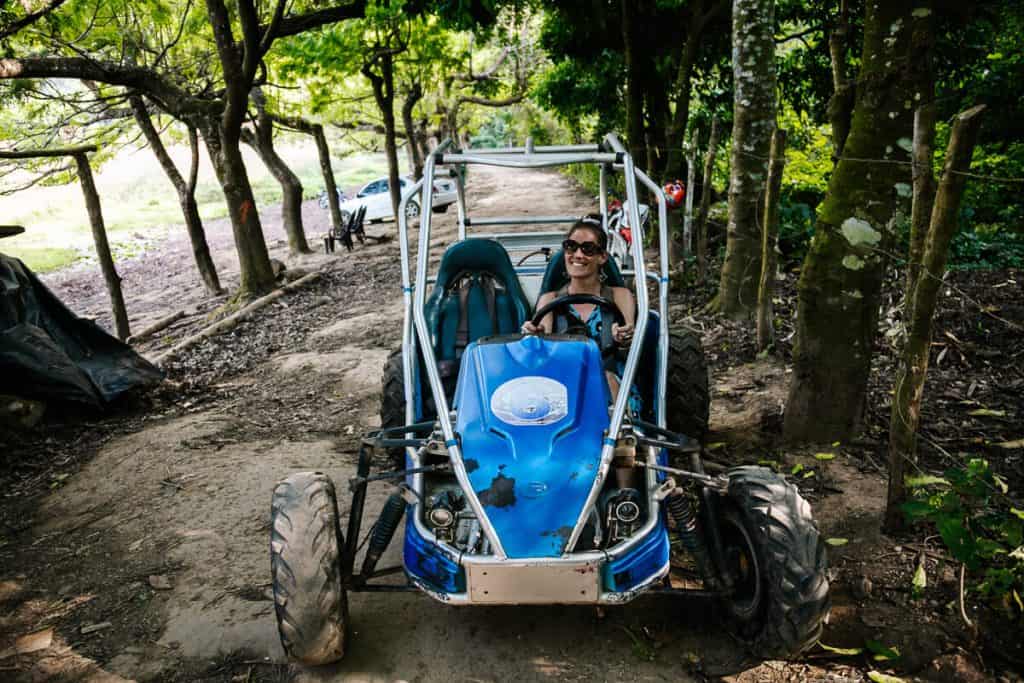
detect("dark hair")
[566,213,607,251]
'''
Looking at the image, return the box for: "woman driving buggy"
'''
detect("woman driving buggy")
[521,215,638,404]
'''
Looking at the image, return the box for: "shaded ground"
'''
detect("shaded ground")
[1,165,1022,682]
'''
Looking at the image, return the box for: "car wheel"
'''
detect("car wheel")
[719,466,830,658]
[380,348,408,470]
[404,201,420,220]
[270,472,349,665]
[665,329,710,443]
[431,204,450,214]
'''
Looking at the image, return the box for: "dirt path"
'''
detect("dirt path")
[1,165,1007,682]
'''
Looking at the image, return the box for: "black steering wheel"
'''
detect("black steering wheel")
[530,294,626,357]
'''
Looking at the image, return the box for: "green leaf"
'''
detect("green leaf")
[1011,508,1024,521]
[814,452,835,461]
[901,500,934,518]
[993,474,1009,494]
[912,560,927,598]
[865,640,901,662]
[706,442,727,451]
[938,516,978,566]
[825,538,848,547]
[818,642,863,656]
[803,470,817,479]
[968,408,1006,417]
[868,672,907,683]
[906,474,950,488]
[791,463,804,475]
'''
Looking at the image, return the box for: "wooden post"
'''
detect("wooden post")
[72,152,130,340]
[756,128,787,352]
[696,117,720,281]
[884,104,986,532]
[682,128,699,256]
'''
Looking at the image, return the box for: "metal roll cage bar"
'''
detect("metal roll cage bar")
[394,134,672,561]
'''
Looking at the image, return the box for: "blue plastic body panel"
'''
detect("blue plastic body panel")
[602,515,670,592]
[453,335,609,558]
[403,516,466,593]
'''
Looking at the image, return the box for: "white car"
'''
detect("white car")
[338,175,458,224]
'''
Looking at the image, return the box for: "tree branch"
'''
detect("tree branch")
[0,0,69,40]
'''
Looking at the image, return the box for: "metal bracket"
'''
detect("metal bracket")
[348,463,451,492]
[636,462,729,493]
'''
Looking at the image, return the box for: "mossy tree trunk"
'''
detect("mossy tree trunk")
[756,128,787,351]
[621,0,648,171]
[884,105,985,532]
[784,1,933,443]
[716,0,777,318]
[402,82,424,181]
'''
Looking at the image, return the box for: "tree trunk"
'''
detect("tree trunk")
[884,105,985,532]
[683,127,699,256]
[906,110,937,298]
[312,123,345,239]
[827,0,855,160]
[716,0,777,318]
[199,119,276,299]
[696,117,721,281]
[664,37,699,179]
[621,0,648,171]
[129,96,222,295]
[756,128,787,352]
[72,153,130,339]
[402,82,424,180]
[365,53,402,222]
[784,0,932,443]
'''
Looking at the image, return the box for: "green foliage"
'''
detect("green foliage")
[903,458,1024,612]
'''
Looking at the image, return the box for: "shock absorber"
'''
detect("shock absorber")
[358,492,406,582]
[665,488,719,590]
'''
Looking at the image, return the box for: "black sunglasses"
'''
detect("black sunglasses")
[563,239,603,256]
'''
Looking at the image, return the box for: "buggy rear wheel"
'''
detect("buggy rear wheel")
[718,466,830,658]
[270,472,349,665]
[380,347,407,470]
[665,329,710,443]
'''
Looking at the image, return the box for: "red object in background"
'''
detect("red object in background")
[607,198,623,213]
[663,180,686,208]
[620,227,633,245]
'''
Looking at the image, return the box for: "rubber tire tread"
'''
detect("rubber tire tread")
[665,329,710,442]
[723,465,830,658]
[380,347,407,469]
[270,472,349,666]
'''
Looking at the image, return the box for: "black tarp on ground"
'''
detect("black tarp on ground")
[0,254,163,409]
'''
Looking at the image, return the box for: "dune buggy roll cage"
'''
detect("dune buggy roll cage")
[395,133,672,560]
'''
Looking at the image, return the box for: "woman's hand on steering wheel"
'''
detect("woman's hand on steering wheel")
[520,320,543,335]
[612,322,634,346]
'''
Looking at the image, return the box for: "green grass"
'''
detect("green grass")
[0,140,392,273]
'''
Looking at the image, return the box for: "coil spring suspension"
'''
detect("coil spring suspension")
[358,492,405,582]
[665,489,719,589]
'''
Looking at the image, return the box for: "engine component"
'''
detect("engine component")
[359,491,406,581]
[600,488,643,546]
[425,488,465,543]
[665,487,718,589]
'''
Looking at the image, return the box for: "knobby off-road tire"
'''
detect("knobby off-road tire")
[665,329,710,443]
[719,466,830,658]
[380,348,407,469]
[270,472,349,666]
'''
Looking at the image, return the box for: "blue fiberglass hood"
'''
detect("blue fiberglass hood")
[453,335,609,558]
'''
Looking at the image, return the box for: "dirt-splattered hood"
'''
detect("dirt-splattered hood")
[453,335,608,558]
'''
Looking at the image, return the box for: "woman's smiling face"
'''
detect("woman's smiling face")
[564,226,608,279]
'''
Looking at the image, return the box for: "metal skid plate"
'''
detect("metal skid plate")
[467,560,601,604]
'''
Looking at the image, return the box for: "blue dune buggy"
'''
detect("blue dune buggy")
[269,136,830,666]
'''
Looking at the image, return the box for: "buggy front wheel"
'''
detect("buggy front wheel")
[718,466,830,658]
[270,472,349,665]
[665,329,710,443]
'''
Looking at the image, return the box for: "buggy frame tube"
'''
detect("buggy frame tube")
[467,215,580,227]
[564,148,651,553]
[413,142,509,559]
[599,163,609,231]
[441,152,619,169]
[455,167,468,241]
[634,167,670,429]
[397,177,424,450]
[462,143,600,155]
